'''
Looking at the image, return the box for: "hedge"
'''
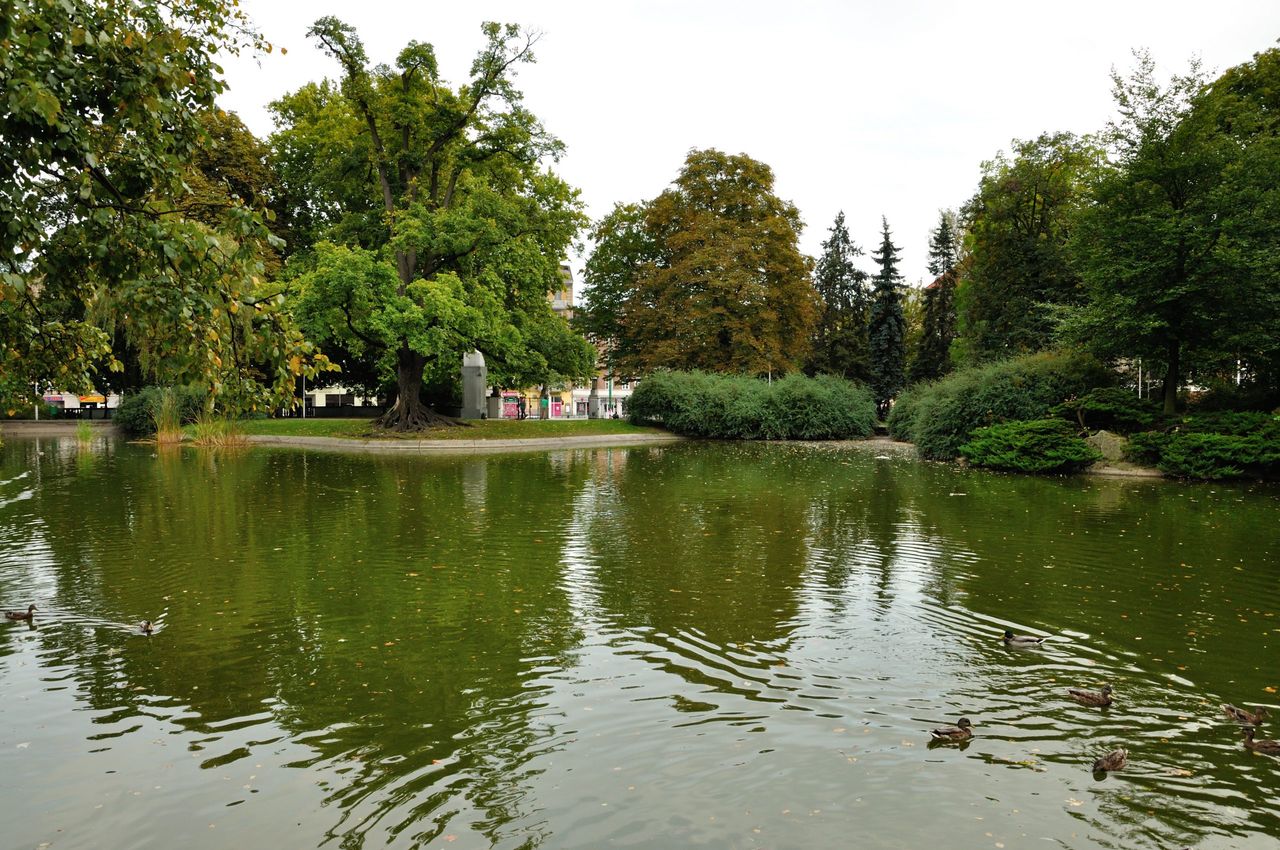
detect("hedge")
[628,371,875,440]
[889,351,1113,459]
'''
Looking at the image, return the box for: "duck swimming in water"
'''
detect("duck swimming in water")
[1243,727,1280,755]
[5,604,36,621]
[1068,684,1114,707]
[139,620,153,635]
[1002,630,1045,646]
[1092,748,1128,773]
[930,717,975,742]
[1222,704,1267,726]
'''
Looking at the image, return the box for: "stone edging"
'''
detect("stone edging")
[245,432,684,454]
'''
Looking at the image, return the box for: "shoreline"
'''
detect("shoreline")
[0,422,1165,475]
[244,432,685,454]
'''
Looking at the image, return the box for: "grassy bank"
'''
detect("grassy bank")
[239,418,665,440]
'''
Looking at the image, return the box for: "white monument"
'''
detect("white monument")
[461,350,487,419]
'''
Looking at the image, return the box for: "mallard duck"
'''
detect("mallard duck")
[5,604,36,621]
[1243,727,1280,755]
[1222,704,1267,725]
[930,717,975,741]
[1068,684,1114,707]
[1092,748,1128,772]
[139,620,153,635]
[1002,630,1045,646]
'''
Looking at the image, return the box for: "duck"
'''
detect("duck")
[1092,748,1128,773]
[1002,630,1046,646]
[1068,684,1114,707]
[139,620,153,635]
[1222,704,1267,726]
[5,604,36,621]
[930,717,975,742]
[1243,727,1280,755]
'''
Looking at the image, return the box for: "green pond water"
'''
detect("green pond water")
[0,436,1277,850]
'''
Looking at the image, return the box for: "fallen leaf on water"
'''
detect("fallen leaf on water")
[1265,686,1277,694]
[1066,798,1083,807]
[1166,768,1193,777]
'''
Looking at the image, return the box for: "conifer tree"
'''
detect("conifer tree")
[809,211,871,380]
[910,211,960,383]
[869,217,907,416]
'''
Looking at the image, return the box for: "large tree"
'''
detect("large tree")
[582,149,817,376]
[952,132,1098,365]
[868,217,907,416]
[574,202,656,377]
[1066,50,1280,413]
[0,0,324,412]
[909,210,962,383]
[807,211,872,380]
[278,19,587,429]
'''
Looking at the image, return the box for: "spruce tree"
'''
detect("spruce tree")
[910,211,960,383]
[809,211,871,380]
[869,217,907,417]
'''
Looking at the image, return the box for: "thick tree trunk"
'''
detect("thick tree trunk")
[376,347,459,431]
[1161,338,1181,415]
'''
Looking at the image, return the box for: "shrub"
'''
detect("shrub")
[886,385,925,440]
[628,371,875,439]
[893,351,1112,459]
[1126,412,1279,479]
[1052,387,1161,433]
[959,419,1102,473]
[114,386,206,437]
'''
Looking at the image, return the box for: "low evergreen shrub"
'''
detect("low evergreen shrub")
[628,371,875,440]
[892,351,1112,459]
[959,419,1102,473]
[1125,412,1279,479]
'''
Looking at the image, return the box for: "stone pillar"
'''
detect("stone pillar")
[587,376,602,418]
[460,350,487,420]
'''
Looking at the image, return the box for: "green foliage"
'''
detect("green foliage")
[953,132,1098,364]
[891,351,1113,459]
[628,371,875,440]
[1065,50,1280,414]
[910,269,958,384]
[114,386,206,437]
[278,19,583,429]
[868,217,907,414]
[1051,387,1161,433]
[1,0,326,414]
[1125,412,1279,478]
[959,419,1102,473]
[808,211,871,381]
[886,387,925,441]
[581,149,818,377]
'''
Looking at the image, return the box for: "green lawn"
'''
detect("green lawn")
[239,417,664,440]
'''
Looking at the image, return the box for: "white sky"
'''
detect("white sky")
[219,1,1280,287]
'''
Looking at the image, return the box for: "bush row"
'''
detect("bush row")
[888,351,1113,460]
[628,371,876,440]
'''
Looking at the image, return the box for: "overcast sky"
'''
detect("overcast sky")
[219,1,1279,287]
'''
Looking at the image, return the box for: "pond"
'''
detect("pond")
[0,437,1277,849]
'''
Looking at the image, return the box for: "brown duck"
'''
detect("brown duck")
[1222,704,1267,726]
[1068,684,1114,707]
[1243,727,1280,755]
[930,717,975,742]
[1092,748,1128,773]
[4,604,36,621]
